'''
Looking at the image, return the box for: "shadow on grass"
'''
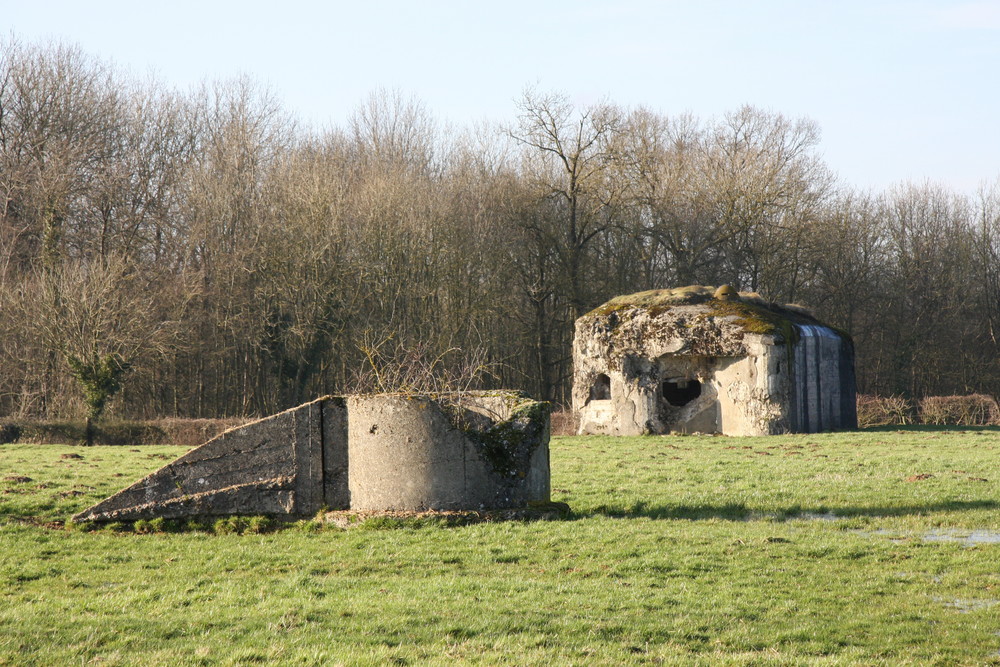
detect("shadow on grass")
[858,424,1000,433]
[581,499,1000,521]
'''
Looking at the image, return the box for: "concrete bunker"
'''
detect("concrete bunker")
[73,391,550,523]
[573,286,857,436]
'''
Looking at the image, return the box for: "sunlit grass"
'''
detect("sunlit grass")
[2,429,1000,664]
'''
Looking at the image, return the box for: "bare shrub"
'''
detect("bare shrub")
[549,409,579,436]
[856,395,916,427]
[347,336,499,395]
[918,395,1000,426]
[2,421,90,445]
[0,418,244,446]
[0,422,22,444]
[154,418,248,447]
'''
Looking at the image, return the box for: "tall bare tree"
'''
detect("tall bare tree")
[510,89,624,322]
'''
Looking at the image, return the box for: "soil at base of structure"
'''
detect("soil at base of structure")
[322,503,571,528]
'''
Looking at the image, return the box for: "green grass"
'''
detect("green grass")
[3,429,1000,665]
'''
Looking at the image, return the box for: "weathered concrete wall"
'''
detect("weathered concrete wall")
[790,325,857,433]
[73,398,339,522]
[347,394,549,511]
[713,337,794,436]
[73,392,549,522]
[322,396,350,509]
[575,333,791,436]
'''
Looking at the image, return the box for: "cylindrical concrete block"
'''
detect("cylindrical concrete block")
[346,394,549,511]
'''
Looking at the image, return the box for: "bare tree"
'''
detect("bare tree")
[510,89,624,322]
[6,33,1000,419]
[975,179,1000,358]
[349,88,437,174]
[34,253,190,441]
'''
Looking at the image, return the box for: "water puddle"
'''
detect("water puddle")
[797,511,840,522]
[923,530,1000,545]
[860,529,1000,546]
[933,596,1000,613]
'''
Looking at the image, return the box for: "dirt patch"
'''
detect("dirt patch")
[9,516,65,530]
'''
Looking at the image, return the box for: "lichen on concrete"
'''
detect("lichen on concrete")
[457,397,550,479]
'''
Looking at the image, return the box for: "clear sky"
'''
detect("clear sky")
[4,0,998,194]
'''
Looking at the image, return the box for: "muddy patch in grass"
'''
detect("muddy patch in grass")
[3,475,33,483]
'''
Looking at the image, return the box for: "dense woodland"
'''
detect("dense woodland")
[2,40,1000,422]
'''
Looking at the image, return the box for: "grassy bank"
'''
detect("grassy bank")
[2,429,1000,665]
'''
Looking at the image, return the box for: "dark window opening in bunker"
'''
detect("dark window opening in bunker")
[589,374,611,402]
[662,378,701,406]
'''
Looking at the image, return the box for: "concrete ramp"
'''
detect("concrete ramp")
[72,392,549,522]
[73,397,348,523]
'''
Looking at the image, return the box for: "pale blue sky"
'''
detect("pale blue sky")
[4,0,998,193]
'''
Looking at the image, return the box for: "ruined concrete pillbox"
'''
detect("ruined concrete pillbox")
[573,286,857,436]
[72,391,550,522]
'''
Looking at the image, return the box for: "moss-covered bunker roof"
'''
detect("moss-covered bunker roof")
[583,285,834,342]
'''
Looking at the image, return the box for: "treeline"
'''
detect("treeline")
[2,39,1000,421]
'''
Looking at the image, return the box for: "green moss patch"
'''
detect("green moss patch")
[470,400,549,478]
[583,285,849,346]
[445,398,551,479]
[323,504,571,530]
[586,285,716,317]
[700,298,810,344]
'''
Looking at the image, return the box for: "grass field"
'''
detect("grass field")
[3,429,1000,665]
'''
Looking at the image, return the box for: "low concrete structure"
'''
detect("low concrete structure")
[347,394,549,511]
[73,392,550,522]
[573,286,856,436]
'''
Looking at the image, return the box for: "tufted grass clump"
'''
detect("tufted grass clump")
[210,515,279,535]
